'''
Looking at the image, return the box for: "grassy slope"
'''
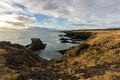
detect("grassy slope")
[0,42,48,80]
[53,30,120,80]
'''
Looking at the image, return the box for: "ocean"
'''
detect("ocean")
[0,29,77,60]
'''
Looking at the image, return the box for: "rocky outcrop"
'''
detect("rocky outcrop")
[60,39,70,43]
[26,38,46,51]
[59,31,90,44]
[64,31,92,40]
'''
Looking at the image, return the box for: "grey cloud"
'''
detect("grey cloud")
[43,1,58,10]
[6,0,120,19]
[1,0,120,29]
[6,21,26,27]
[0,13,36,29]
[0,0,22,13]
[16,15,36,23]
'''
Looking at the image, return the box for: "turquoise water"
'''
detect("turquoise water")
[0,29,77,60]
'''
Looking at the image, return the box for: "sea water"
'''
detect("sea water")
[0,29,77,60]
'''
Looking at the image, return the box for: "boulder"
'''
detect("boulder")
[59,38,70,41]
[26,38,46,51]
[60,40,70,43]
[59,34,63,37]
[70,41,79,44]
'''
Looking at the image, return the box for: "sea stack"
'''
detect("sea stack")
[26,38,46,51]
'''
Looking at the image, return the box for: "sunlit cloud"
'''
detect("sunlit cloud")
[0,13,36,29]
[0,0,120,29]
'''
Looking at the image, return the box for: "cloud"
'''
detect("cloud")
[6,21,26,26]
[0,0,22,13]
[0,0,36,29]
[0,0,120,29]
[0,13,36,29]
[14,0,120,24]
[16,15,36,23]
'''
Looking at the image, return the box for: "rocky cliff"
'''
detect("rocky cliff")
[0,29,120,80]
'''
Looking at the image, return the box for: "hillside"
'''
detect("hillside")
[52,29,120,80]
[0,29,119,80]
[0,41,48,80]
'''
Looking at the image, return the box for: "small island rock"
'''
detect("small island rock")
[26,38,46,51]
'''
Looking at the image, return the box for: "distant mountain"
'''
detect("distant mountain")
[106,28,120,30]
[27,27,59,31]
[0,27,60,31]
[0,27,17,30]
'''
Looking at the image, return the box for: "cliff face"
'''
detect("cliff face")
[53,30,120,80]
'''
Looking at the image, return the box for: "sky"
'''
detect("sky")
[0,0,120,30]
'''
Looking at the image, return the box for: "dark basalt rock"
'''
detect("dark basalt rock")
[70,41,79,44]
[71,39,82,41]
[59,34,64,37]
[59,38,70,43]
[59,38,70,41]
[60,40,70,43]
[26,38,46,51]
[57,49,67,55]
[59,31,88,44]
[60,38,81,44]
[64,31,92,40]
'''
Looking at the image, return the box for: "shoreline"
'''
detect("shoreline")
[0,29,120,80]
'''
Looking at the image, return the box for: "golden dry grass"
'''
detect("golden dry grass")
[54,30,120,80]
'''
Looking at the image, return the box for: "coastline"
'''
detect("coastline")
[0,29,120,80]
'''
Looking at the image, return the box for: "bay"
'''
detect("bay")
[0,29,77,60]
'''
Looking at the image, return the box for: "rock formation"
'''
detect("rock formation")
[26,38,46,51]
[64,31,92,40]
